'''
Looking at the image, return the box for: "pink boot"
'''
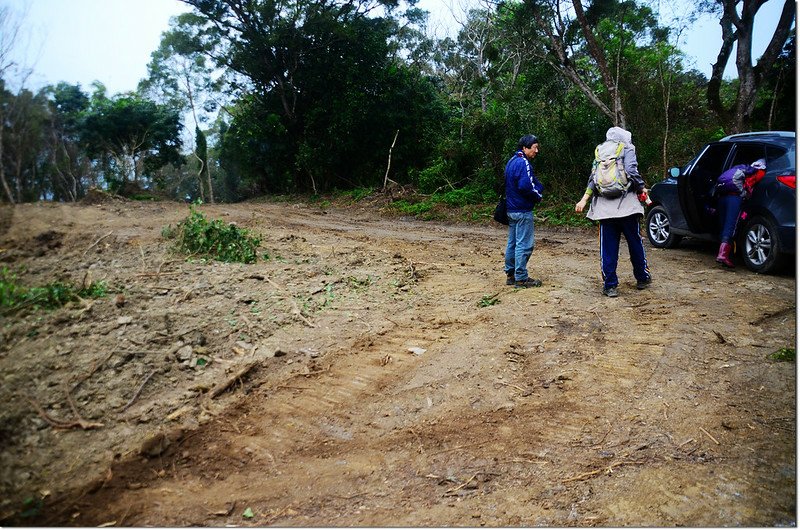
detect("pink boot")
[715,242,734,268]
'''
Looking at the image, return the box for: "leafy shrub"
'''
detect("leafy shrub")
[391,200,433,215]
[769,347,795,362]
[415,158,454,193]
[435,185,495,207]
[535,203,595,227]
[0,267,108,314]
[477,294,500,307]
[349,187,375,202]
[167,206,261,263]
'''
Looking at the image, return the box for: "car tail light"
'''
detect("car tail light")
[777,174,796,189]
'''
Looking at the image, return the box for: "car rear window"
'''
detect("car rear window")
[729,142,792,172]
[766,145,792,172]
[729,143,767,167]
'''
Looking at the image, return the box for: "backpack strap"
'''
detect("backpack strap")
[613,142,625,174]
[615,143,631,209]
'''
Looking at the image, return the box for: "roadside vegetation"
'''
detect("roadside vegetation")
[162,206,262,264]
[0,0,794,213]
[0,267,108,315]
[308,185,594,227]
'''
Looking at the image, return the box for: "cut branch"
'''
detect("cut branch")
[120,370,158,412]
[27,393,104,431]
[209,362,258,399]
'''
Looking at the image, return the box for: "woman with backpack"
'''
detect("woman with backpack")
[574,126,652,298]
[713,159,767,268]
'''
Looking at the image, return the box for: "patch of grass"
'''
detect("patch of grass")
[456,204,496,223]
[0,267,108,314]
[165,206,262,264]
[768,347,795,362]
[535,203,595,227]
[348,187,375,202]
[20,496,43,518]
[435,186,495,207]
[347,275,372,290]
[391,199,434,216]
[477,294,500,307]
[382,187,593,228]
[130,193,161,202]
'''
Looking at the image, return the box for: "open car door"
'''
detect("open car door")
[677,143,733,234]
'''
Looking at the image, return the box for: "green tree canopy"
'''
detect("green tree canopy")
[80,94,183,189]
[177,0,446,194]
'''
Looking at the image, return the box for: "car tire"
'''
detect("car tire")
[738,214,786,274]
[646,206,682,248]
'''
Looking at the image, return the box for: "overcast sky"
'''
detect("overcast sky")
[4,0,788,96]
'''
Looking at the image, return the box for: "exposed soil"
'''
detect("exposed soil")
[0,197,795,527]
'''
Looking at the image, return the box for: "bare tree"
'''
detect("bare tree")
[0,5,23,203]
[650,0,694,173]
[571,0,627,127]
[520,0,629,127]
[706,0,795,132]
[140,20,223,203]
[448,0,503,112]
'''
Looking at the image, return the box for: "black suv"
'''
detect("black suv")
[646,132,795,274]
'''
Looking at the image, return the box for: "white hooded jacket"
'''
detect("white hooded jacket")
[585,127,647,221]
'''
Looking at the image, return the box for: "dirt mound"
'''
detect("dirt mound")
[80,187,127,205]
[0,200,795,527]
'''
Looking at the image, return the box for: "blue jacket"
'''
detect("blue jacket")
[505,151,544,212]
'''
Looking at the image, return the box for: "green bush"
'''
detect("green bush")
[168,206,261,263]
[435,185,495,207]
[415,158,454,193]
[130,194,160,202]
[769,348,795,362]
[0,267,108,314]
[348,187,375,202]
[392,199,433,215]
[535,203,595,227]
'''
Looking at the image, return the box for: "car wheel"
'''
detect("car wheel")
[646,206,682,248]
[738,215,786,274]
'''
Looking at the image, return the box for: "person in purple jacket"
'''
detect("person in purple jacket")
[504,134,544,288]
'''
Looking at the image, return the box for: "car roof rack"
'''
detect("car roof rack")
[721,131,796,141]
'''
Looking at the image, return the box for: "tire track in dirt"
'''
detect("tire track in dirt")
[252,318,443,448]
[51,303,478,526]
[5,202,793,527]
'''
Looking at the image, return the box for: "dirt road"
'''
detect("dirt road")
[0,199,795,526]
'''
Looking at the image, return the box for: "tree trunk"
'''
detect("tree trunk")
[205,160,215,204]
[707,0,795,133]
[186,73,214,204]
[0,106,15,203]
[572,0,627,127]
[532,0,622,126]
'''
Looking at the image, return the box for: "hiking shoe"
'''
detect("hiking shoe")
[636,278,652,290]
[515,278,542,288]
[506,273,515,286]
[602,286,618,297]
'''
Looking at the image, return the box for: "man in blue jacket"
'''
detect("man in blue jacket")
[504,134,544,288]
